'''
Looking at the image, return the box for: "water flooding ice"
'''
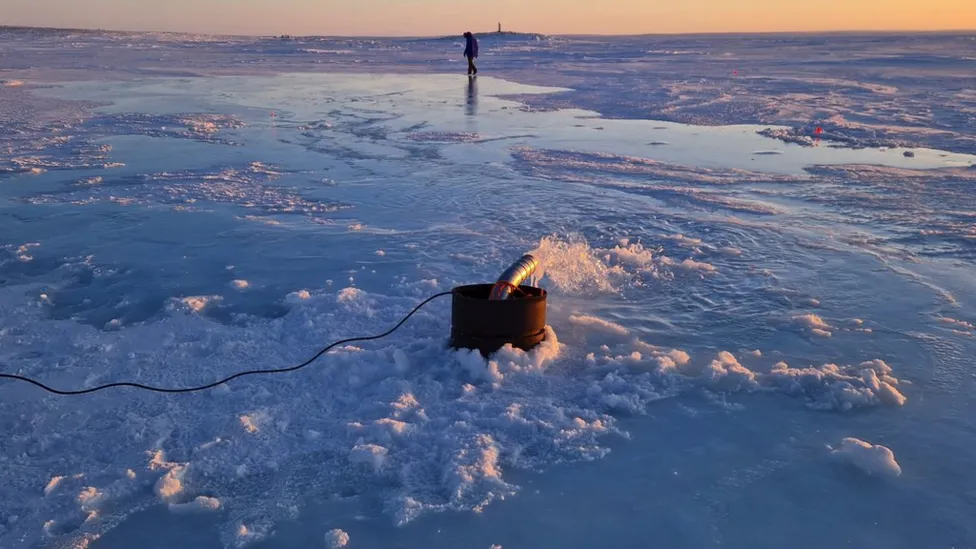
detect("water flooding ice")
[1,73,974,549]
[34,73,975,174]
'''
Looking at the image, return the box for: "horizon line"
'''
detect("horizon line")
[1,23,974,40]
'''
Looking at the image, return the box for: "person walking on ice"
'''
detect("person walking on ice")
[463,32,479,75]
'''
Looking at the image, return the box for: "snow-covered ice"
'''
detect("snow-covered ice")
[1,27,975,549]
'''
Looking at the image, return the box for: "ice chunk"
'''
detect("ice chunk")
[701,351,758,391]
[792,314,833,337]
[765,360,907,410]
[77,487,107,511]
[393,348,411,373]
[349,444,388,471]
[176,295,221,312]
[286,289,313,303]
[877,382,907,406]
[240,410,271,434]
[860,364,907,406]
[337,287,365,302]
[793,313,830,330]
[830,438,901,477]
[154,465,187,503]
[659,233,702,247]
[661,257,717,273]
[44,476,65,497]
[325,529,350,549]
[655,355,678,371]
[668,349,691,366]
[235,523,269,548]
[169,496,222,515]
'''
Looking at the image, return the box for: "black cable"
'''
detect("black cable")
[0,290,454,396]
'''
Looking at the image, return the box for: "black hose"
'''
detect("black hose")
[0,290,453,396]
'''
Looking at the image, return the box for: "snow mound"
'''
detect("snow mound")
[830,438,902,477]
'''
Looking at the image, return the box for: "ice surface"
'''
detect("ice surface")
[1,27,975,549]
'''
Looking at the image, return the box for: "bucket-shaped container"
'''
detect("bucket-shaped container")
[451,284,547,356]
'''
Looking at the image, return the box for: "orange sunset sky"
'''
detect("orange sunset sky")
[1,0,973,36]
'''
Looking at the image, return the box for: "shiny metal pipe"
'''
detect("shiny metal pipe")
[489,254,539,300]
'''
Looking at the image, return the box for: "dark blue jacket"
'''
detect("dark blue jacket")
[464,35,479,58]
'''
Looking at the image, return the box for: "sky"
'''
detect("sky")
[1,0,974,36]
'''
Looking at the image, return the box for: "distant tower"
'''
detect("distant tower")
[498,22,502,33]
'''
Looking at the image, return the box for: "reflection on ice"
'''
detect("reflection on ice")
[34,73,976,176]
